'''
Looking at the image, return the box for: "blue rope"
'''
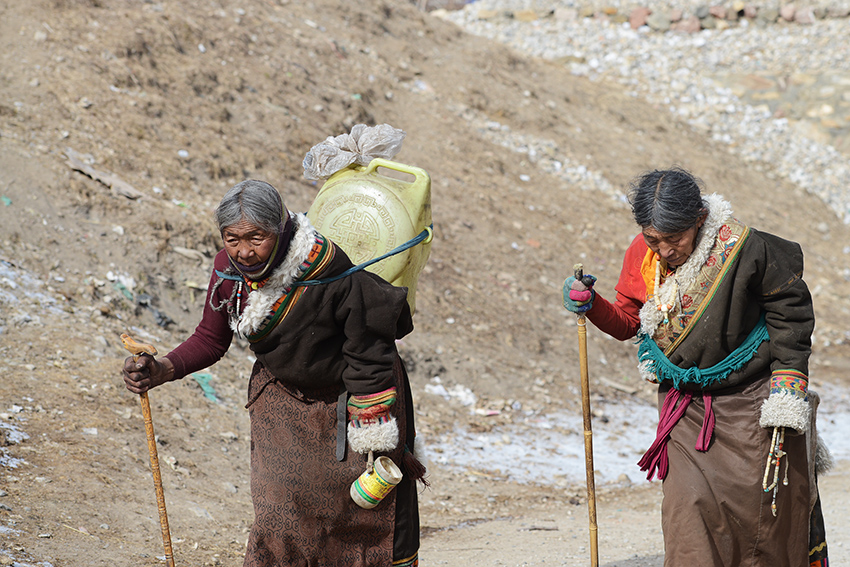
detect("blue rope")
[214,271,243,282]
[214,224,434,287]
[294,224,433,287]
[636,312,770,390]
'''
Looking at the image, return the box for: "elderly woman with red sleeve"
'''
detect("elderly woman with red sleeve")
[123,179,424,567]
[563,167,830,567]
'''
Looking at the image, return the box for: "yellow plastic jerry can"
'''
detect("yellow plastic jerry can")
[307,158,432,314]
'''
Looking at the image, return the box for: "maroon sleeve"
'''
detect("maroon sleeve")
[586,234,646,341]
[164,250,236,380]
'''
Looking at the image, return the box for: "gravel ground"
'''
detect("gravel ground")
[438,1,850,224]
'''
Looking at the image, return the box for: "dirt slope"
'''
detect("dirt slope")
[1,0,849,565]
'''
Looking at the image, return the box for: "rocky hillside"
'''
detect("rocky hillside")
[1,0,849,565]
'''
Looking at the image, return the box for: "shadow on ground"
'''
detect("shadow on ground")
[604,555,664,567]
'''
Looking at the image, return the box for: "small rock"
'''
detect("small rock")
[647,11,672,31]
[758,6,779,22]
[629,6,651,29]
[512,9,538,22]
[779,4,796,21]
[709,5,727,19]
[670,16,702,33]
[701,14,719,28]
[793,7,815,23]
[672,15,702,32]
[554,7,578,21]
[476,9,499,20]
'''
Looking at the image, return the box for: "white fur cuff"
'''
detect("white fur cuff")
[759,391,811,433]
[347,417,399,454]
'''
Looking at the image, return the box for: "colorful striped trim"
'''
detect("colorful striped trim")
[246,234,334,343]
[770,369,808,399]
[351,477,383,506]
[349,414,393,428]
[348,387,397,427]
[393,553,419,567]
[348,387,397,408]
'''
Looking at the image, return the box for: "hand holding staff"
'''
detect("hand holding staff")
[120,333,176,567]
[564,265,599,567]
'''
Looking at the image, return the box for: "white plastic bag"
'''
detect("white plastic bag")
[302,123,406,181]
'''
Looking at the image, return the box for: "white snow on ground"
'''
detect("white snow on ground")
[432,390,850,487]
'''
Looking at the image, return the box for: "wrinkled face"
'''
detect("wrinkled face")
[642,215,707,268]
[222,219,276,267]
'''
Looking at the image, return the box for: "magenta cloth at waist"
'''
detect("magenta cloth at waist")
[637,387,715,481]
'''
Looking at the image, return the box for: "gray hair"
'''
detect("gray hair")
[628,167,707,233]
[214,180,284,233]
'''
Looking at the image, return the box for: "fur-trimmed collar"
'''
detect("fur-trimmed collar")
[639,193,733,337]
[233,212,318,336]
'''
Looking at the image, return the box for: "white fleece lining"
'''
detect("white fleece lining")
[347,417,399,454]
[759,391,811,433]
[234,213,318,337]
[412,435,429,471]
[639,193,733,338]
[816,434,833,475]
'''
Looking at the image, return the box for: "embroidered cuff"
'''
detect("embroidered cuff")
[759,370,810,433]
[347,388,399,454]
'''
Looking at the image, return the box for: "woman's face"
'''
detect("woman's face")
[222,219,277,267]
[642,214,707,268]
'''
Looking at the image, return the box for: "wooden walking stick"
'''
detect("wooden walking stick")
[121,333,177,567]
[572,264,599,567]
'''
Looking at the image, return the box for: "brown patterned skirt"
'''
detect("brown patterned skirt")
[243,357,419,567]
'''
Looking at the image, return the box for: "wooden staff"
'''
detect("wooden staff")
[121,334,176,567]
[572,264,599,567]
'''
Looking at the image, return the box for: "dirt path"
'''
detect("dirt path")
[418,460,850,566]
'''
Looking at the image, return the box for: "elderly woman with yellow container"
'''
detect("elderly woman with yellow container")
[123,125,428,567]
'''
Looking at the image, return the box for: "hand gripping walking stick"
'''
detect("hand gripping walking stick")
[572,264,599,567]
[121,334,176,567]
